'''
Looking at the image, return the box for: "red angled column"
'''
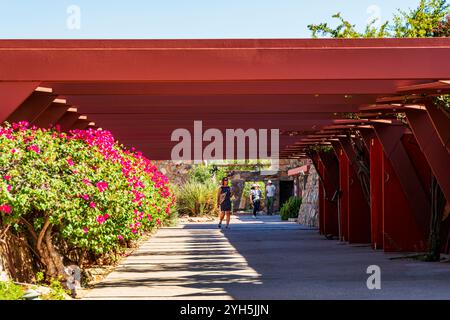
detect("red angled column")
[382,142,429,252]
[370,136,384,250]
[337,146,349,242]
[339,138,371,244]
[317,157,325,235]
[318,151,339,237]
[0,82,40,122]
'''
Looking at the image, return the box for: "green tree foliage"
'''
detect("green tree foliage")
[392,0,449,37]
[308,0,450,38]
[308,12,389,38]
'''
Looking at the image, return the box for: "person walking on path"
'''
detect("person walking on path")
[265,180,276,215]
[217,177,232,229]
[249,183,262,218]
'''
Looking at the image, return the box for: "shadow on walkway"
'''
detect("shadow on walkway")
[86,215,450,300]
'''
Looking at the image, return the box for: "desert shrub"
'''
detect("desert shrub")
[175,180,219,216]
[280,196,302,221]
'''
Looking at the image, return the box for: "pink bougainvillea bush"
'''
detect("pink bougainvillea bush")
[0,122,175,278]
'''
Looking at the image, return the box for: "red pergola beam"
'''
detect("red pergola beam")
[369,136,384,250]
[405,109,450,202]
[338,137,371,244]
[0,82,40,122]
[7,90,57,124]
[397,80,450,94]
[32,102,73,128]
[42,80,419,96]
[1,39,450,81]
[331,142,349,242]
[424,104,450,151]
[317,151,340,237]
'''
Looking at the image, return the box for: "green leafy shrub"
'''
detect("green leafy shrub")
[42,277,70,300]
[280,196,302,221]
[0,280,24,300]
[175,180,219,216]
[0,122,175,278]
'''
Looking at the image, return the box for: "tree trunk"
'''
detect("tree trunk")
[35,218,66,279]
[44,226,66,280]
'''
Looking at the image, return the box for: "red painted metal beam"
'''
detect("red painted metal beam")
[369,136,384,250]
[1,39,449,81]
[372,123,430,235]
[318,151,340,237]
[338,138,371,243]
[405,108,450,202]
[57,112,81,131]
[0,82,40,122]
[424,104,450,151]
[334,144,349,242]
[69,103,361,115]
[310,152,325,236]
[7,91,57,124]
[339,137,371,205]
[42,79,415,96]
[70,119,91,130]
[32,102,72,128]
[66,94,373,110]
[382,149,429,252]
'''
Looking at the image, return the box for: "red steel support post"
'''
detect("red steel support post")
[382,148,428,252]
[339,138,371,243]
[369,136,384,250]
[372,123,430,236]
[424,104,450,151]
[405,108,450,203]
[317,157,325,235]
[318,151,340,237]
[333,144,349,242]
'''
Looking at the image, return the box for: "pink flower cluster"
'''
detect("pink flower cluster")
[0,204,12,214]
[67,157,75,166]
[26,145,40,154]
[0,127,14,140]
[96,181,108,193]
[70,128,174,222]
[12,121,29,131]
[2,123,174,243]
[96,213,110,225]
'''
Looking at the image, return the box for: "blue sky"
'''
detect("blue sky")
[0,0,422,38]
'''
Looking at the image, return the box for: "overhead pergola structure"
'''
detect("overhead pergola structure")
[1,39,449,253]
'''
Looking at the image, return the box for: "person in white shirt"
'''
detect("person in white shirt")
[265,180,276,215]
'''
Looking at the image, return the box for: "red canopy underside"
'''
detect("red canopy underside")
[1,39,450,159]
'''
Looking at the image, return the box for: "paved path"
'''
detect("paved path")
[85,215,450,300]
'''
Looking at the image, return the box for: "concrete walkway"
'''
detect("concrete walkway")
[85,215,450,300]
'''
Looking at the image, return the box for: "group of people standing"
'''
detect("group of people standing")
[217,177,276,229]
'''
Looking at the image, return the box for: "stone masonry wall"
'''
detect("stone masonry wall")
[297,165,319,228]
